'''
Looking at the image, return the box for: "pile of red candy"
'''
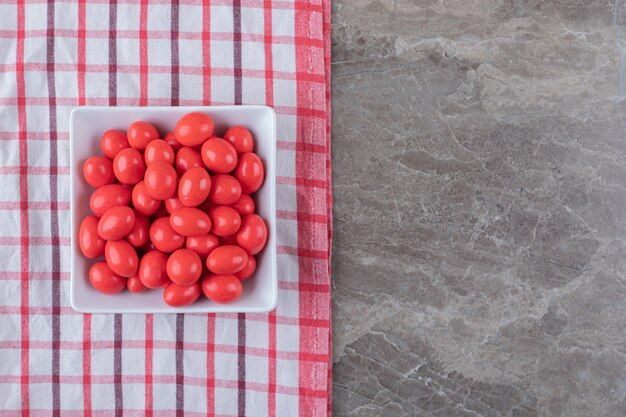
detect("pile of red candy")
[78,112,267,307]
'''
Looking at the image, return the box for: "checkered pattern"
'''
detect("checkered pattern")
[0,0,332,416]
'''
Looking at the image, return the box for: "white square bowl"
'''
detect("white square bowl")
[70,106,277,313]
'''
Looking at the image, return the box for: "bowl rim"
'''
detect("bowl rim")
[69,105,277,314]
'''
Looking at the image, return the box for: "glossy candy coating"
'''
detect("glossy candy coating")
[128,121,159,150]
[163,282,201,307]
[206,245,248,275]
[144,139,175,166]
[144,161,177,200]
[235,256,256,281]
[127,275,147,293]
[234,152,264,194]
[163,132,182,151]
[132,180,161,216]
[113,148,145,185]
[83,156,115,188]
[90,184,131,217]
[178,167,211,207]
[175,146,204,176]
[202,274,242,303]
[169,207,212,237]
[231,194,255,215]
[125,214,150,247]
[209,206,241,237]
[174,112,214,147]
[100,129,129,159]
[149,217,184,253]
[223,125,254,153]
[185,233,219,258]
[98,206,135,241]
[208,175,241,205]
[89,261,126,294]
[79,215,106,259]
[104,239,139,277]
[166,249,202,285]
[164,196,184,214]
[138,250,169,289]
[201,138,238,174]
[236,214,268,255]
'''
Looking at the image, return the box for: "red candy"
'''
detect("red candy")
[83,156,115,188]
[163,282,201,307]
[98,206,135,241]
[223,125,254,153]
[132,180,161,216]
[234,152,264,193]
[144,139,175,166]
[236,214,268,255]
[164,132,182,151]
[202,274,243,303]
[90,261,126,295]
[79,215,106,259]
[185,233,219,258]
[80,114,268,306]
[90,184,131,217]
[175,146,204,176]
[126,275,147,293]
[164,196,184,214]
[170,207,212,237]
[166,248,202,285]
[138,249,169,289]
[174,112,214,147]
[113,148,145,185]
[101,129,129,159]
[128,121,159,150]
[209,206,241,237]
[126,214,150,247]
[201,137,238,174]
[231,194,255,215]
[105,240,139,277]
[208,175,241,205]
[144,161,177,200]
[206,245,248,275]
[149,217,184,253]
[178,167,211,207]
[235,256,256,281]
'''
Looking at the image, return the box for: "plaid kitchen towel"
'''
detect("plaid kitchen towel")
[0,0,332,416]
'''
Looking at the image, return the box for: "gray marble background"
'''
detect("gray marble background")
[331,1,626,416]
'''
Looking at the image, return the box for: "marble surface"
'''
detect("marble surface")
[331,1,626,416]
